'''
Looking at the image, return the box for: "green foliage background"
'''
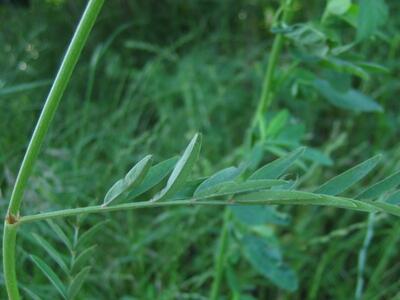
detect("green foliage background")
[1,0,400,299]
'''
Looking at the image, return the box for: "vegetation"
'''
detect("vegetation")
[1,0,400,299]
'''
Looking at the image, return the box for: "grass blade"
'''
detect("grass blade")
[314,155,381,196]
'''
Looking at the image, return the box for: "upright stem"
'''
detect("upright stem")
[210,209,231,300]
[3,224,18,300]
[211,1,295,297]
[3,1,104,299]
[250,0,293,141]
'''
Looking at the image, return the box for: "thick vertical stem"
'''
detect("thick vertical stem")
[2,1,104,299]
[3,224,18,300]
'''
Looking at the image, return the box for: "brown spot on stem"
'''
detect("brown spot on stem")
[6,213,18,225]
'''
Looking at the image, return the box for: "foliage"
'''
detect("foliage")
[1,0,400,299]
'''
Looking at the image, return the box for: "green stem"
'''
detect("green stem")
[250,0,293,140]
[210,209,231,300]
[355,213,376,300]
[3,224,18,300]
[16,192,400,225]
[3,1,104,299]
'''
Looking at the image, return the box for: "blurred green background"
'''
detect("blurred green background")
[1,0,400,299]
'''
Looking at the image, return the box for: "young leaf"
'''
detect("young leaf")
[249,148,305,180]
[151,133,202,202]
[357,0,388,41]
[313,79,383,112]
[357,170,400,200]
[128,156,179,199]
[194,167,241,197]
[32,233,69,275]
[67,266,91,300]
[314,155,381,196]
[30,255,67,299]
[240,235,298,291]
[102,155,153,206]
